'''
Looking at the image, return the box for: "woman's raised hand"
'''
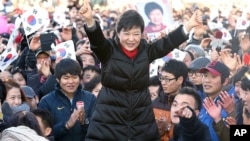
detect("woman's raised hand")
[184,10,203,32]
[79,0,95,27]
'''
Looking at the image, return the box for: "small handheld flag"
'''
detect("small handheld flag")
[21,7,49,36]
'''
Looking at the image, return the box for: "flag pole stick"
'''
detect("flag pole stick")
[25,34,32,49]
[234,29,237,37]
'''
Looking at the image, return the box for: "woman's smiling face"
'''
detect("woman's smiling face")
[117,26,142,51]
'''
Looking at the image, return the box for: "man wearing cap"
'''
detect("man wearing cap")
[198,60,235,141]
[21,86,39,110]
[34,49,58,100]
[35,49,53,79]
[188,57,210,100]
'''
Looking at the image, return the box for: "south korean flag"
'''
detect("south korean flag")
[21,7,49,36]
[0,47,18,72]
[235,17,249,30]
[55,40,76,60]
[0,17,20,71]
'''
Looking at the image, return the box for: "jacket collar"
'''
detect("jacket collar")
[54,83,83,107]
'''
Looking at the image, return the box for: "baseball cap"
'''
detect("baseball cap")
[189,57,211,71]
[199,61,230,77]
[35,49,50,57]
[21,86,36,98]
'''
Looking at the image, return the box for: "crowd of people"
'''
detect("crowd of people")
[0,0,250,141]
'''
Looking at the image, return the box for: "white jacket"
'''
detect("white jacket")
[0,126,48,141]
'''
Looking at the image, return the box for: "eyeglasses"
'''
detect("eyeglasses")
[188,71,202,77]
[159,77,176,83]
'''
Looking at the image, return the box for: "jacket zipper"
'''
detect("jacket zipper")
[128,60,135,141]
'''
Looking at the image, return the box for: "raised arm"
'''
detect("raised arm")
[184,10,203,33]
[79,0,95,28]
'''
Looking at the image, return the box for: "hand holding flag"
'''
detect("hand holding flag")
[29,34,41,51]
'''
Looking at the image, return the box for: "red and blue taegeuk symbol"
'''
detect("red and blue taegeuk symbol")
[57,48,67,57]
[242,20,246,26]
[3,54,12,62]
[27,15,36,26]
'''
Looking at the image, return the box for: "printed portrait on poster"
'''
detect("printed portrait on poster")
[136,0,173,42]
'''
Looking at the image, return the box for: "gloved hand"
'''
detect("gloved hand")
[11,102,30,114]
[25,49,37,70]
[2,102,13,118]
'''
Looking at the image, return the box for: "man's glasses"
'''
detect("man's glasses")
[188,71,202,77]
[159,77,176,83]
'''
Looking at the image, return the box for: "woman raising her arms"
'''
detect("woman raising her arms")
[80,0,203,140]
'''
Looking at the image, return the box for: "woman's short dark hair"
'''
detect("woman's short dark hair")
[144,2,163,18]
[54,58,82,80]
[6,111,42,136]
[116,10,144,33]
[3,79,27,103]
